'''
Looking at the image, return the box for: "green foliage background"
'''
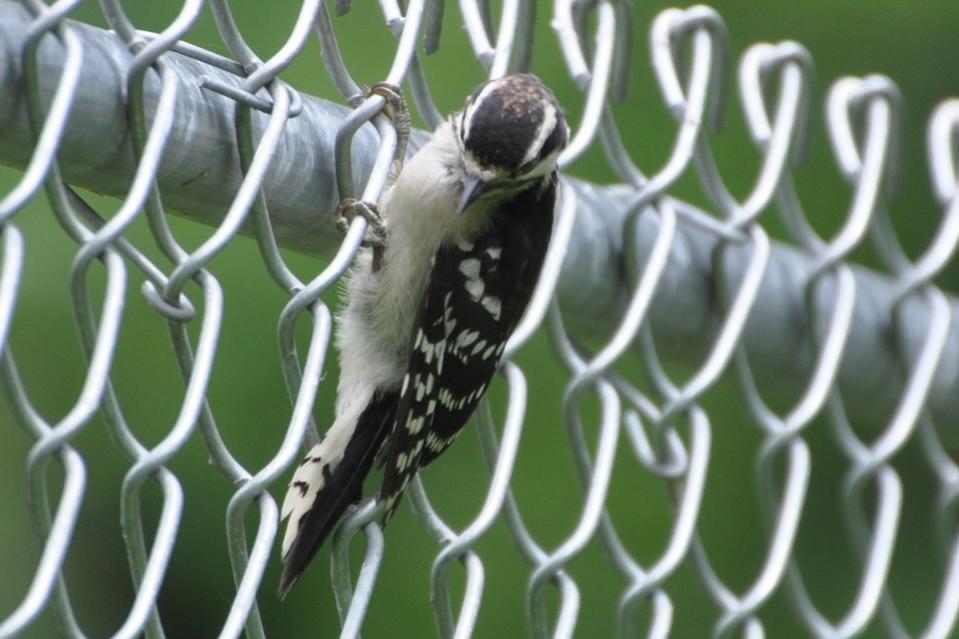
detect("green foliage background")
[1,1,958,637]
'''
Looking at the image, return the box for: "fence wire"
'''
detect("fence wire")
[1,0,958,638]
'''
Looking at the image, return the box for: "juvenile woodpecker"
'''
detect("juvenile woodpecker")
[279,73,568,596]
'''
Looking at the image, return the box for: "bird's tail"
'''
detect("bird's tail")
[278,391,397,597]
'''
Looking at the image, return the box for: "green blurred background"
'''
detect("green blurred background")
[2,1,958,637]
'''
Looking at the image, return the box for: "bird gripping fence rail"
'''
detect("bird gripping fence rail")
[1,1,959,638]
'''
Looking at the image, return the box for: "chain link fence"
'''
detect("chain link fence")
[1,0,959,637]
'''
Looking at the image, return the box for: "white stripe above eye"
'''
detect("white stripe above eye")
[462,80,502,140]
[521,103,557,167]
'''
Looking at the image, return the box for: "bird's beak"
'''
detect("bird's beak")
[457,175,490,214]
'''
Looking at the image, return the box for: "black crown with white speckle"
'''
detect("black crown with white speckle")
[460,74,567,175]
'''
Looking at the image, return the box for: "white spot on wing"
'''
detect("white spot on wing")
[426,432,443,451]
[481,295,502,320]
[457,330,479,349]
[436,339,446,373]
[466,278,484,300]
[411,440,424,457]
[407,415,425,434]
[459,258,481,279]
[443,292,456,333]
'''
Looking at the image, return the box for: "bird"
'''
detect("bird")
[278,73,568,597]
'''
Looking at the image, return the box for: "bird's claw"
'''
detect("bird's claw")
[367,82,405,121]
[339,82,408,270]
[336,198,388,249]
[350,82,406,123]
[344,497,379,520]
[354,82,411,186]
[343,500,363,518]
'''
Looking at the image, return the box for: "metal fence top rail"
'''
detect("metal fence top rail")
[1,5,955,432]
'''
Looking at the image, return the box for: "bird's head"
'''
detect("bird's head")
[451,73,568,213]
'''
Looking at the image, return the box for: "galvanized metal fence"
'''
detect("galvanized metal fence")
[1,0,958,637]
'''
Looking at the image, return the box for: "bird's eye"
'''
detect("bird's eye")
[516,158,538,177]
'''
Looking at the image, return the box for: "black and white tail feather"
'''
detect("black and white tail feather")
[279,392,397,595]
[279,73,568,597]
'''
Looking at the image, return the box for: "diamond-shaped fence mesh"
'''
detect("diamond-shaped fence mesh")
[1,0,959,637]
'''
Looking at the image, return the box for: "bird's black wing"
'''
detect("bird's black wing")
[378,177,556,522]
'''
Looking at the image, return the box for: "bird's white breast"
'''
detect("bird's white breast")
[334,122,481,420]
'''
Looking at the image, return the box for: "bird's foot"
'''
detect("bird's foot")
[343,497,382,522]
[336,198,388,248]
[355,82,411,185]
[365,82,411,143]
[337,198,388,271]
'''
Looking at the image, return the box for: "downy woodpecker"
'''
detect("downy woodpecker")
[279,73,568,596]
